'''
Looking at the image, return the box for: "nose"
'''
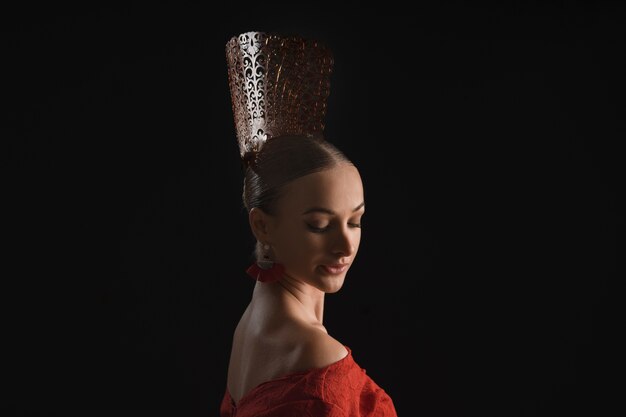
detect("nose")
[331,225,357,257]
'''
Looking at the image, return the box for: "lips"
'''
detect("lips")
[320,263,349,275]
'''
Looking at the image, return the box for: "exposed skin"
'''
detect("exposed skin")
[226,162,365,405]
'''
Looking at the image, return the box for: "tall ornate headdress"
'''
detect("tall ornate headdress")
[225,31,334,169]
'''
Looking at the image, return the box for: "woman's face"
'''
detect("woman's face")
[269,162,365,293]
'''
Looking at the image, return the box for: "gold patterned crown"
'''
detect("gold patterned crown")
[225,31,334,167]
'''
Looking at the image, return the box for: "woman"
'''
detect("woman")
[221,31,398,417]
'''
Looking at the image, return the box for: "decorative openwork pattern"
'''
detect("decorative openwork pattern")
[225,31,333,164]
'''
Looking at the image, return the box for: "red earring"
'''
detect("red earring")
[246,262,285,283]
[246,244,285,283]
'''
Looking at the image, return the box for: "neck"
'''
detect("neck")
[253,276,326,325]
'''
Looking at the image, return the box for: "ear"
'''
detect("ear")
[248,207,275,244]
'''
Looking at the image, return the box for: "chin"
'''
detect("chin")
[323,283,345,294]
[316,270,348,293]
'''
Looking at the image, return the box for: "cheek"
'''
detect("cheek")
[277,231,324,261]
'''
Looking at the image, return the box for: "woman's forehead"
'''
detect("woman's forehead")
[280,165,364,212]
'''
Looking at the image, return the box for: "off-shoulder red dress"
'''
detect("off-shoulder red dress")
[220,346,397,417]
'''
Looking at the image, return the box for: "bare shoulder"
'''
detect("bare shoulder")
[291,327,349,371]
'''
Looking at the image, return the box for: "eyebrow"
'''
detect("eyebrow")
[302,202,365,215]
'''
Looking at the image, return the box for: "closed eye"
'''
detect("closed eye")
[307,222,362,233]
[307,224,329,233]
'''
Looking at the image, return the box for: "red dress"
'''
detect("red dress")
[220,346,397,417]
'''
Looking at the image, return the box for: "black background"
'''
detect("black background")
[4,1,624,416]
